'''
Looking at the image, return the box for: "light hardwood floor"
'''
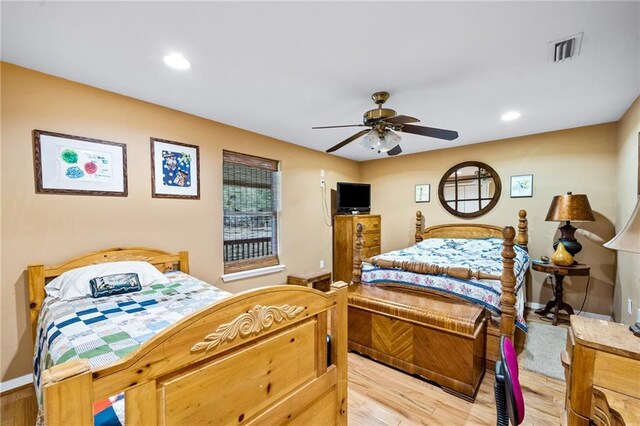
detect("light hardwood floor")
[348,352,565,426]
[0,386,37,426]
[1,354,564,426]
[348,309,567,426]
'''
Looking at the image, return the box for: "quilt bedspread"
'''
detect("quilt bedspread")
[33,271,231,401]
[361,238,529,331]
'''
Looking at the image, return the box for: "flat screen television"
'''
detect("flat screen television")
[337,182,371,214]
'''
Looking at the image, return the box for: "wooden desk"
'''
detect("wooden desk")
[562,316,640,426]
[531,260,590,325]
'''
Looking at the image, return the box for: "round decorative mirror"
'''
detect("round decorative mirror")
[438,161,502,218]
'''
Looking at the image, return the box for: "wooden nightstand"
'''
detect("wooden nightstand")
[531,260,590,325]
[562,316,640,426]
[287,270,332,292]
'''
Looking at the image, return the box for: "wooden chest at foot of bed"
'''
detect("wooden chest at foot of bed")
[347,283,486,401]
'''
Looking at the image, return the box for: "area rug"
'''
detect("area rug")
[519,321,567,380]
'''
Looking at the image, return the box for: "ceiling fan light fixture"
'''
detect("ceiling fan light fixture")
[361,129,380,150]
[379,129,401,152]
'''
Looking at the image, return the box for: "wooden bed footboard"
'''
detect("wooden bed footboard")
[29,248,348,425]
[41,283,348,425]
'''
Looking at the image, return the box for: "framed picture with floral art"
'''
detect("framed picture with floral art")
[151,138,200,199]
[510,174,533,198]
[33,130,127,196]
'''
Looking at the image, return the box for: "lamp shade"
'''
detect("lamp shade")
[379,130,401,153]
[360,130,380,150]
[604,197,640,254]
[545,193,595,222]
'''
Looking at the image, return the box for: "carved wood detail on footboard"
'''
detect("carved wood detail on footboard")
[191,304,305,353]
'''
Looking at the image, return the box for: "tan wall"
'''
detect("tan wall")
[0,63,360,381]
[613,96,640,324]
[360,124,618,317]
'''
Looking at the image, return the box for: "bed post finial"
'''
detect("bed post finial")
[352,223,364,284]
[500,226,517,342]
[517,209,528,249]
[415,211,423,243]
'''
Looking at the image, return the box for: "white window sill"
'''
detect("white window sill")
[221,264,286,283]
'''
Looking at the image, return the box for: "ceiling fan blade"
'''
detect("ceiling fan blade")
[312,124,365,129]
[387,145,402,156]
[326,129,370,153]
[383,115,420,125]
[400,124,459,141]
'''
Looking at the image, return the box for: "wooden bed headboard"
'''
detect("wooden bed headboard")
[27,247,189,344]
[415,209,529,249]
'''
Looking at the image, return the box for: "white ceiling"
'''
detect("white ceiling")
[2,1,639,161]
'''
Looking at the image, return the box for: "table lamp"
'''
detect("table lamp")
[545,192,595,256]
[605,196,640,336]
[604,197,640,254]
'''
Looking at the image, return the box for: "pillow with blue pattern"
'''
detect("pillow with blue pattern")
[89,273,142,298]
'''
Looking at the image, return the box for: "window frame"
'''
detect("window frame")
[222,150,280,274]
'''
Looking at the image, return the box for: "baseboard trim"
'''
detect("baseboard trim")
[0,374,33,394]
[525,302,613,322]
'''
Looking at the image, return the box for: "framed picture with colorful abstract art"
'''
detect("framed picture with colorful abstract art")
[33,130,128,196]
[151,137,200,199]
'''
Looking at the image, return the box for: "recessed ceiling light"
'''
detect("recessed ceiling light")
[163,53,191,70]
[501,111,521,121]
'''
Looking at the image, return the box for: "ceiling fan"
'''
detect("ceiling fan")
[313,91,459,156]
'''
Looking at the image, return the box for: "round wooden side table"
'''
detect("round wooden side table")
[531,259,591,325]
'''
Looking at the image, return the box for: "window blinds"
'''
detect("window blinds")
[222,151,279,273]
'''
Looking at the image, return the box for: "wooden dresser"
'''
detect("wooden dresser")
[562,316,640,426]
[333,214,380,283]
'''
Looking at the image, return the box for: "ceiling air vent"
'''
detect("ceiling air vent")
[548,32,583,63]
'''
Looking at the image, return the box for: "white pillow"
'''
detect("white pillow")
[45,261,170,300]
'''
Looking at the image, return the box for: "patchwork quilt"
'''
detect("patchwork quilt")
[361,238,529,331]
[92,394,124,426]
[33,271,231,406]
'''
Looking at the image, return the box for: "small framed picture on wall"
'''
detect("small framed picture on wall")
[415,184,430,202]
[510,174,533,198]
[151,138,200,199]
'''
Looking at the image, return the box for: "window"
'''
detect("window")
[223,150,280,273]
